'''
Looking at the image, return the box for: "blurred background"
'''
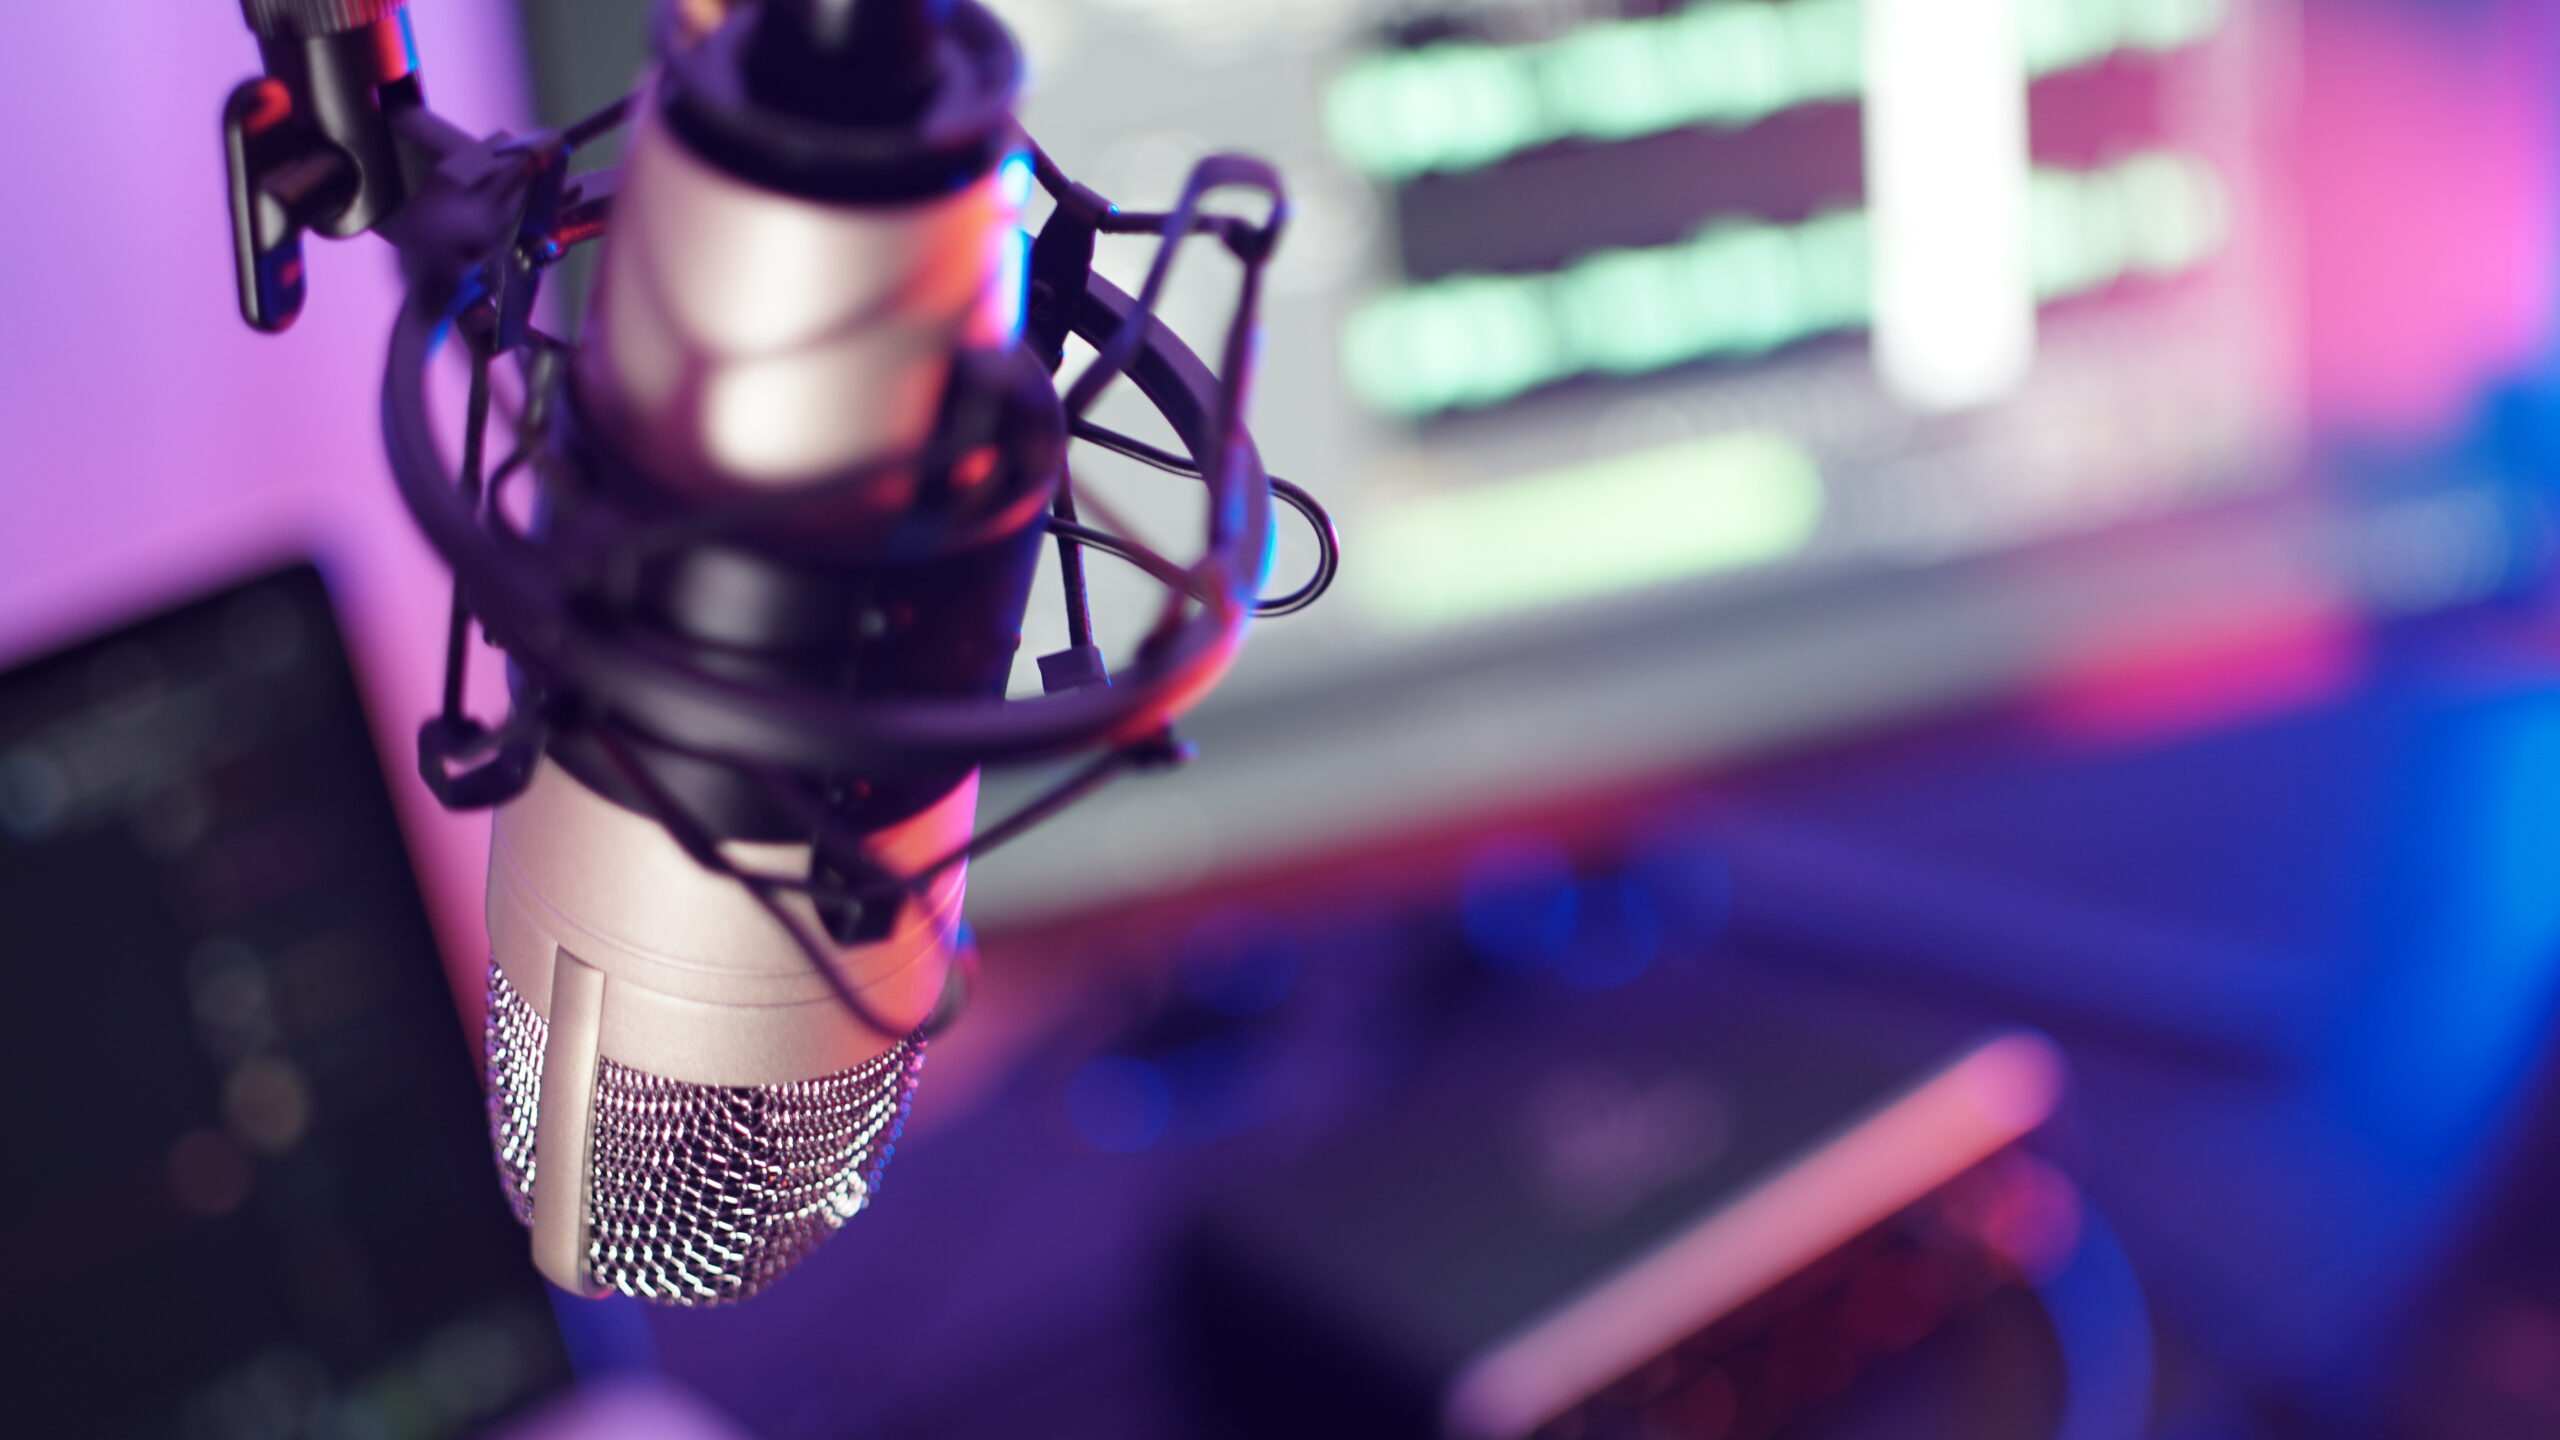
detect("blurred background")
[7,0,2560,1436]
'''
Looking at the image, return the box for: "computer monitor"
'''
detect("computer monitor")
[0,566,577,1438]
[508,1,2497,922]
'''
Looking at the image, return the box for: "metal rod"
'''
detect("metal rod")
[440,345,494,721]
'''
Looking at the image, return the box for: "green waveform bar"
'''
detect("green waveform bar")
[1328,0,2230,183]
[1345,151,2226,419]
[1366,430,1826,630]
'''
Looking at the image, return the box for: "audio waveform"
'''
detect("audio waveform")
[1328,0,2228,184]
[1346,151,2228,418]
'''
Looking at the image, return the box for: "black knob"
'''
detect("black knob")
[747,0,953,125]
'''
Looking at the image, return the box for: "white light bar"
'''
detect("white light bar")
[1864,0,2038,412]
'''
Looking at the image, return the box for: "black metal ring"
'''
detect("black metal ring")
[383,269,1272,777]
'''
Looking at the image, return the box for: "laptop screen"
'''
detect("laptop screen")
[0,565,574,1439]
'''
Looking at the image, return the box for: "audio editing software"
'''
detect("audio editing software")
[1334,0,2271,595]
[0,568,572,1439]
[976,0,2312,915]
[506,2,2516,921]
[1006,0,2279,635]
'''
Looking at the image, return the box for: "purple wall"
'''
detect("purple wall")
[0,2,535,992]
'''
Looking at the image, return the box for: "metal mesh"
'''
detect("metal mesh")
[485,964,545,1228]
[482,960,927,1305]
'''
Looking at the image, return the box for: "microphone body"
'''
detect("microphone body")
[476,16,1043,1303]
[486,763,970,1302]
[219,0,1306,1308]
[576,102,1025,496]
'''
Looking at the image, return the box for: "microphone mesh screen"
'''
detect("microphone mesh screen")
[483,961,927,1305]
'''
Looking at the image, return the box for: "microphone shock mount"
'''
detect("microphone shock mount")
[222,0,1338,1054]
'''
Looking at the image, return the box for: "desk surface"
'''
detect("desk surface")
[637,609,2560,1440]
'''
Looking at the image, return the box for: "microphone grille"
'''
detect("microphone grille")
[486,964,544,1229]
[484,961,928,1305]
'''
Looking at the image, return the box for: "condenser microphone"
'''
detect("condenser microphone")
[220,0,1328,1305]
[479,0,1023,1304]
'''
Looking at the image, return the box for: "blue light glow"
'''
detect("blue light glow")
[1462,836,1582,971]
[1180,909,1302,1017]
[1065,1055,1173,1153]
[999,152,1037,210]
[1554,876,1663,991]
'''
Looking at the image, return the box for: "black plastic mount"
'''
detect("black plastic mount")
[384,170,1273,1035]
[536,342,1070,843]
[224,77,351,333]
[386,252,1272,788]
[222,8,481,333]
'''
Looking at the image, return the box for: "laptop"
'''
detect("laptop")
[0,564,580,1439]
